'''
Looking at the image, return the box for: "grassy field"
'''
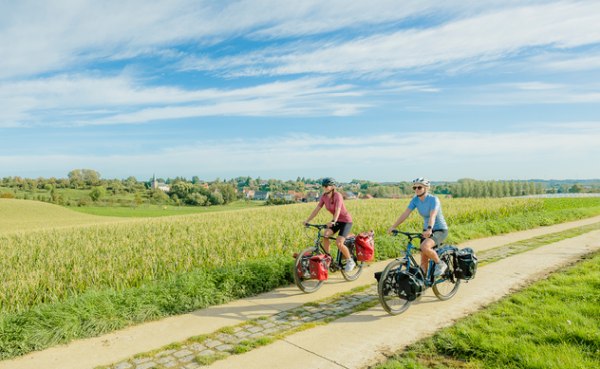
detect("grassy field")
[373,251,600,369]
[0,197,600,359]
[0,199,125,233]
[70,200,264,217]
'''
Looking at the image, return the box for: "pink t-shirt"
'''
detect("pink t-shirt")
[318,191,352,223]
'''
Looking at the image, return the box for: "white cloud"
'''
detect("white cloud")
[187,1,600,77]
[451,80,600,106]
[1,1,569,80]
[0,0,472,79]
[0,74,369,127]
[540,54,600,72]
[2,124,598,180]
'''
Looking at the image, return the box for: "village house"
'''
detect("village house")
[253,191,270,201]
[151,175,170,192]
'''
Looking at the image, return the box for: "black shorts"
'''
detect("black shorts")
[421,229,448,248]
[330,222,353,238]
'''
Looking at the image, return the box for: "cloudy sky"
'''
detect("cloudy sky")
[1,0,599,182]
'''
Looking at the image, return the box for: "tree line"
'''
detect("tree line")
[1,170,598,207]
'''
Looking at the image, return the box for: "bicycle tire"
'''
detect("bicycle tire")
[293,247,324,293]
[377,259,412,315]
[340,246,364,281]
[432,250,461,300]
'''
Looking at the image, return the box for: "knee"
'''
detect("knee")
[420,241,434,252]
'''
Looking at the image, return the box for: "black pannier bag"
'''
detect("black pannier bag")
[396,270,425,301]
[375,268,397,296]
[454,247,478,280]
[375,265,424,299]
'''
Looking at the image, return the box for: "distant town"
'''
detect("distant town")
[1,169,599,208]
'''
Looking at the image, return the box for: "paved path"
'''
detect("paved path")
[2,215,600,369]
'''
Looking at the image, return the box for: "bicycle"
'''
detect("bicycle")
[293,223,363,293]
[376,230,460,315]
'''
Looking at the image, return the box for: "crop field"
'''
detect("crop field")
[70,200,264,217]
[1,197,600,359]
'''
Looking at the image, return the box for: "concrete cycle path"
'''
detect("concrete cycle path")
[2,215,600,369]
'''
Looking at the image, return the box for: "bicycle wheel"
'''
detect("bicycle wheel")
[340,246,364,281]
[432,250,461,300]
[293,247,324,293]
[377,259,411,315]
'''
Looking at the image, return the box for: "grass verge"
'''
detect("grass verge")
[478,221,600,265]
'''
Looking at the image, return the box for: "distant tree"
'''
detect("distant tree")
[89,186,106,202]
[150,189,170,203]
[569,184,584,193]
[188,193,208,206]
[208,191,224,205]
[134,192,144,206]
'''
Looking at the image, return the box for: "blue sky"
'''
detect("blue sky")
[1,0,599,182]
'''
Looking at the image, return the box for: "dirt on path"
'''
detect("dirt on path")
[2,215,600,369]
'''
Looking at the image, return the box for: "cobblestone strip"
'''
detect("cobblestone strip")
[100,285,378,369]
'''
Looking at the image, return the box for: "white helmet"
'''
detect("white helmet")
[412,177,431,187]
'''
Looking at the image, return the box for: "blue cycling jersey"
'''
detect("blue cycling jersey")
[408,193,448,230]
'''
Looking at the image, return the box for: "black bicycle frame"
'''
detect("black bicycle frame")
[306,223,354,272]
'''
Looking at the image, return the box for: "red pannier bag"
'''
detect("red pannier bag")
[309,254,331,280]
[355,230,375,262]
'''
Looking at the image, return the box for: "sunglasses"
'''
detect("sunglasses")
[412,186,424,190]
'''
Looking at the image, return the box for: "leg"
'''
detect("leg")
[336,236,351,259]
[323,229,333,254]
[420,238,440,273]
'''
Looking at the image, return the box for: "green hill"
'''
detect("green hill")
[0,199,126,234]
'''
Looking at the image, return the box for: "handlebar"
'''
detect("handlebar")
[304,223,329,230]
[391,230,424,241]
[304,223,338,241]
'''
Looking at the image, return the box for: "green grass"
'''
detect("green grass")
[374,251,600,369]
[69,200,264,217]
[478,222,600,265]
[0,198,124,233]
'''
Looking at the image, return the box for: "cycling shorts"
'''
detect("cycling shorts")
[330,222,353,238]
[421,229,448,248]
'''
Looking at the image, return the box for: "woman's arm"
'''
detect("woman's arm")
[331,205,342,225]
[388,208,412,233]
[304,203,323,224]
[423,207,438,237]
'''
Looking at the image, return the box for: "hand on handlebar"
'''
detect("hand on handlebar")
[387,228,398,235]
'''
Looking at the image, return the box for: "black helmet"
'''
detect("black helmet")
[321,177,336,187]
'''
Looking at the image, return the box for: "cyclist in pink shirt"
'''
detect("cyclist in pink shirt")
[304,178,356,272]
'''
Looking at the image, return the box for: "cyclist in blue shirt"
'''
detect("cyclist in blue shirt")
[387,177,449,276]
